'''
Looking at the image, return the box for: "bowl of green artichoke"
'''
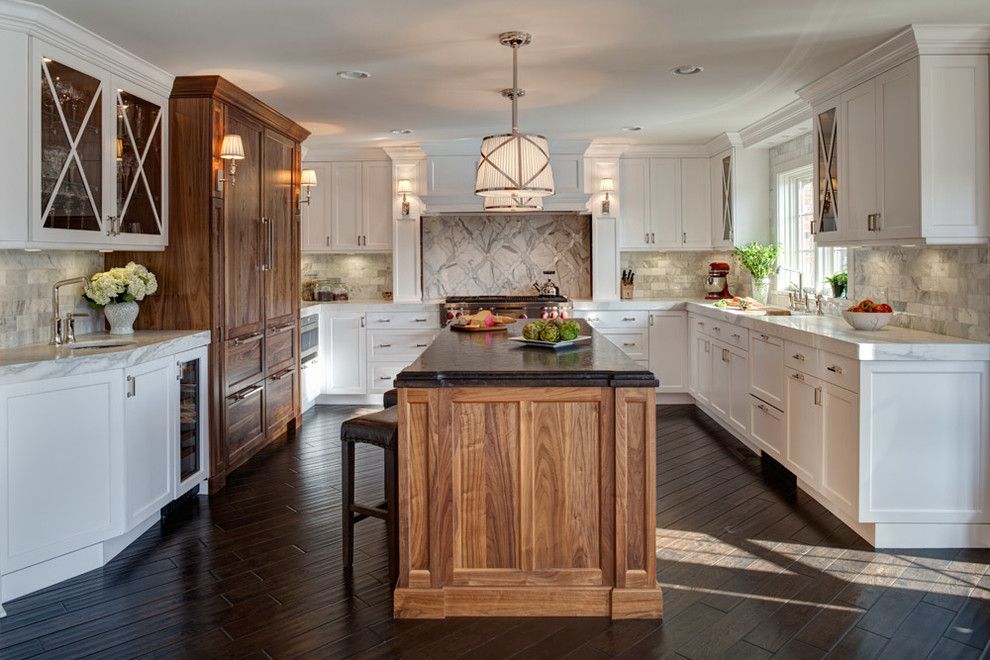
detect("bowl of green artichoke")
[517,318,584,345]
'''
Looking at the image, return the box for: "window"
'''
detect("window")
[776,165,846,294]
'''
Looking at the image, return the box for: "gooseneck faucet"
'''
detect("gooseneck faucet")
[50,276,89,345]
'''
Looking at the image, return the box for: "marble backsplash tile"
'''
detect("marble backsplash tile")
[301,253,393,301]
[853,245,989,341]
[0,250,104,349]
[422,213,592,299]
[620,251,753,299]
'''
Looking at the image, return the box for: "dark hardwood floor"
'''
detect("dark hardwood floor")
[1,404,988,659]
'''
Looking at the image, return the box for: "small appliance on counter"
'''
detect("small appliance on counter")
[705,262,732,300]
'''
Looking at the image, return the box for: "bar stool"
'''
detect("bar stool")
[341,390,399,586]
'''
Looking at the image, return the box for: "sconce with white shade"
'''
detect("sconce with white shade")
[599,177,614,215]
[218,134,245,188]
[300,168,317,205]
[397,178,413,216]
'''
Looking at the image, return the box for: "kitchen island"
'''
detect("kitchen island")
[392,325,663,619]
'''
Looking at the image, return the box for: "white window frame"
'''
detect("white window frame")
[776,165,848,296]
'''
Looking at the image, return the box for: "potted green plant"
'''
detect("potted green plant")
[733,242,781,304]
[825,271,847,299]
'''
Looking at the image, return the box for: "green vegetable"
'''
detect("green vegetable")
[539,323,560,342]
[559,321,579,341]
[522,321,542,340]
[734,241,781,279]
[713,299,728,309]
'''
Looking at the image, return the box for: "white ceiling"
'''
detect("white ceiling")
[35,0,990,153]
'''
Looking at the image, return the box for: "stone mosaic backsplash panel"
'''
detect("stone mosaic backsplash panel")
[620,251,753,299]
[852,245,989,341]
[301,253,393,301]
[422,213,592,299]
[0,250,104,349]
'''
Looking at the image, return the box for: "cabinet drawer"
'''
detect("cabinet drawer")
[750,395,784,460]
[225,381,265,464]
[821,352,858,393]
[224,332,264,392]
[266,367,296,435]
[579,310,648,328]
[784,340,819,374]
[715,324,749,351]
[599,330,649,360]
[266,321,296,370]
[366,311,440,329]
[368,330,438,361]
[369,362,406,393]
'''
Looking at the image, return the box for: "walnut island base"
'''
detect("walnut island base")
[392,326,662,620]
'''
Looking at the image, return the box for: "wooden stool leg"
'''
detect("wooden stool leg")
[341,440,355,568]
[384,445,399,588]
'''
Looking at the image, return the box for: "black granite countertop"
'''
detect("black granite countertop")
[395,321,658,388]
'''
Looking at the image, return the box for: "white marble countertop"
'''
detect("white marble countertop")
[0,330,212,385]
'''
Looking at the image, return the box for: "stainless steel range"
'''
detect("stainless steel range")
[442,295,573,326]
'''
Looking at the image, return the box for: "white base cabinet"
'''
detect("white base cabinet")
[687,306,989,548]
[0,341,209,607]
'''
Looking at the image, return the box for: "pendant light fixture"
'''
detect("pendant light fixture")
[475,31,554,202]
[483,194,544,212]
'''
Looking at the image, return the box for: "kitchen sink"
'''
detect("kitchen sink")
[63,340,137,350]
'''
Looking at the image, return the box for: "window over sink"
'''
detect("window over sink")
[776,165,847,295]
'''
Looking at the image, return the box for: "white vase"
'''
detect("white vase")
[105,301,139,335]
[751,276,771,304]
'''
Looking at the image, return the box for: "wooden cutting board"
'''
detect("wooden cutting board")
[450,324,508,333]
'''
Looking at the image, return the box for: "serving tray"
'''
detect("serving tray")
[508,335,592,349]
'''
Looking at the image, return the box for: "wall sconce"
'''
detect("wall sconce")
[218,134,245,188]
[600,177,614,215]
[300,168,318,205]
[397,178,413,216]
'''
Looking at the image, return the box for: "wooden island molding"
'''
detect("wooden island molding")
[392,327,663,619]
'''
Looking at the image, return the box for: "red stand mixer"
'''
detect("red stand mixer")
[705,262,733,300]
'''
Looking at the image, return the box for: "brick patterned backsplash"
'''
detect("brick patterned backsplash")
[301,253,393,301]
[620,251,753,299]
[0,250,104,349]
[852,245,989,341]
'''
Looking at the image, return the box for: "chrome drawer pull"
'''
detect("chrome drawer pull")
[375,318,391,323]
[622,342,636,347]
[271,368,294,381]
[414,318,428,322]
[760,334,769,341]
[757,403,769,413]
[697,321,705,327]
[792,353,805,361]
[622,317,636,322]
[731,333,741,340]
[415,343,428,348]
[826,365,843,375]
[379,376,392,380]
[378,343,392,348]
[233,332,263,346]
[814,386,822,406]
[270,323,294,334]
[791,372,804,381]
[712,327,721,332]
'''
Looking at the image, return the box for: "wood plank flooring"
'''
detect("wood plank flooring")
[1,404,987,659]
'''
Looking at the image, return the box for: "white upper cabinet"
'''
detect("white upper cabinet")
[619,157,712,250]
[709,143,770,249]
[801,27,990,246]
[0,8,172,251]
[303,160,392,253]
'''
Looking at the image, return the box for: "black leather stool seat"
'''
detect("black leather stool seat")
[340,406,397,449]
[340,405,400,586]
[383,388,398,409]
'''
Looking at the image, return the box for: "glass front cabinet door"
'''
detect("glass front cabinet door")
[32,40,167,249]
[813,99,839,237]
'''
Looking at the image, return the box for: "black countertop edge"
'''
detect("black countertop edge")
[394,374,660,389]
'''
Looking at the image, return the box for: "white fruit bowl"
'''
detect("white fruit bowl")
[841,310,894,331]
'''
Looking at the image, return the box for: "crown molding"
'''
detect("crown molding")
[584,141,631,159]
[0,0,173,96]
[382,145,426,162]
[798,24,990,105]
[738,98,812,148]
[618,144,709,158]
[302,146,390,162]
[705,132,742,156]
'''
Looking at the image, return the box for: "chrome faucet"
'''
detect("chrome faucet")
[50,276,89,345]
[778,267,810,312]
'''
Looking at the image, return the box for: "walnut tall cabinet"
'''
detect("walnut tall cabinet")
[108,76,309,492]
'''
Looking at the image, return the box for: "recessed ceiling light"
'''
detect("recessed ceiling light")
[671,64,704,76]
[390,128,413,135]
[622,126,643,132]
[336,70,370,80]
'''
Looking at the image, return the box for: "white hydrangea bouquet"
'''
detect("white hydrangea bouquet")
[84,262,158,335]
